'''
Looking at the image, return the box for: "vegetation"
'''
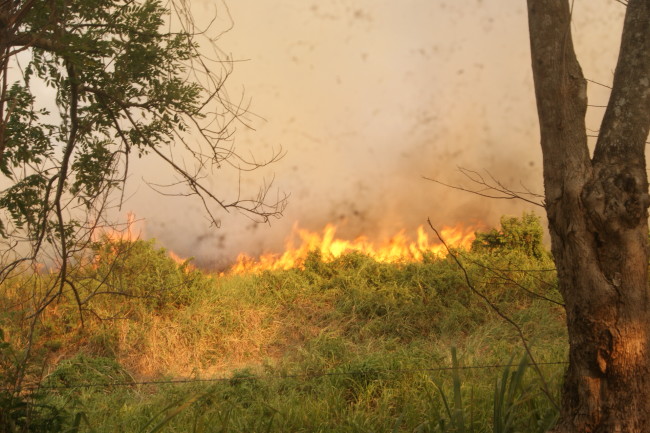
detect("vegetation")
[0,5,289,430]
[0,0,285,324]
[0,214,568,432]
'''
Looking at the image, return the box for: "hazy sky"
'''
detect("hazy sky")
[121,0,626,268]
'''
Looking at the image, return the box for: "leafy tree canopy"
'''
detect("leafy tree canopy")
[0,0,285,281]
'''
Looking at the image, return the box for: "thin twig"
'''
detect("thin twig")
[424,168,545,208]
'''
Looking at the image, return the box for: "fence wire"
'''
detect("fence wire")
[5,360,568,393]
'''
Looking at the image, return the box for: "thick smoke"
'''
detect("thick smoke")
[116,1,625,269]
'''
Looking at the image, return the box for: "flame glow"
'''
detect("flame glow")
[228,223,477,274]
[92,212,142,243]
[92,213,195,271]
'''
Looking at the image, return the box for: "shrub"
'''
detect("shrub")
[471,213,545,259]
[81,237,213,309]
[43,354,133,393]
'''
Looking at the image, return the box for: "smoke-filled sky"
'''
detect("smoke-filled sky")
[121,0,625,268]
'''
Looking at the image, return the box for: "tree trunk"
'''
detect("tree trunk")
[526,1,650,431]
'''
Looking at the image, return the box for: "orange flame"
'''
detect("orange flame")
[91,212,142,243]
[91,213,194,270]
[228,223,477,274]
[168,250,196,272]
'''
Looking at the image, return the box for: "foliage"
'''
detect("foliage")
[492,356,559,433]
[471,213,545,259]
[0,0,285,314]
[43,354,133,392]
[0,223,568,431]
[0,3,286,414]
[418,349,558,433]
[0,390,71,433]
[80,237,213,309]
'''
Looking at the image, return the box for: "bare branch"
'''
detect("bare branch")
[424,167,545,208]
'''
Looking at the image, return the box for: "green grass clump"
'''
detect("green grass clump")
[0,213,567,432]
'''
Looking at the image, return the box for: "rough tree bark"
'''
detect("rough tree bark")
[526,1,650,432]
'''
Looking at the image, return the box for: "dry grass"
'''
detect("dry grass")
[0,215,568,432]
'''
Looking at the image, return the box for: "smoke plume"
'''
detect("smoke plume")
[115,0,626,269]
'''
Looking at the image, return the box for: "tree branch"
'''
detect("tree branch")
[425,167,545,208]
[427,218,559,410]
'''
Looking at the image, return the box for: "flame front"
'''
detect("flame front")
[228,223,477,274]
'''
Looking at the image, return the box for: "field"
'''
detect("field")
[0,215,568,432]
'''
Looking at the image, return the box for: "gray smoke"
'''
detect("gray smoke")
[115,0,626,269]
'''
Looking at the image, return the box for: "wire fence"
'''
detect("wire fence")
[6,360,569,393]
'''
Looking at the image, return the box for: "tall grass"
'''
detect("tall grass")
[0,214,567,432]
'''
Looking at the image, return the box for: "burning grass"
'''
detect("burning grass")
[0,214,567,432]
[228,223,479,274]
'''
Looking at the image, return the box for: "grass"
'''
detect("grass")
[0,214,567,432]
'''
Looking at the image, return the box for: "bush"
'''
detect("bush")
[82,237,213,309]
[0,390,70,433]
[471,213,545,259]
[43,354,133,393]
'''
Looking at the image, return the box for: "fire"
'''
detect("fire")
[91,213,194,271]
[228,223,477,274]
[168,250,195,272]
[91,212,142,243]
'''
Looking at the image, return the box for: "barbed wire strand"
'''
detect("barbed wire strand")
[5,360,569,393]
[427,219,560,410]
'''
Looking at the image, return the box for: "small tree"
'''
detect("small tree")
[0,1,285,293]
[0,0,287,395]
